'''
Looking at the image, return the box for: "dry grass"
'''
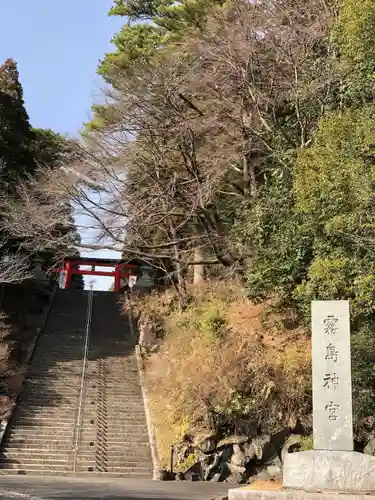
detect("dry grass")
[245,480,283,490]
[136,281,311,466]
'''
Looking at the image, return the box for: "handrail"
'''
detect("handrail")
[72,289,93,474]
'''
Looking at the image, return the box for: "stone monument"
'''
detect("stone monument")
[283,300,375,492]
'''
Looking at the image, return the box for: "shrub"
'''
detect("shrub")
[138,281,311,463]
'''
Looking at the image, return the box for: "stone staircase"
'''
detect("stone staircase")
[0,290,153,477]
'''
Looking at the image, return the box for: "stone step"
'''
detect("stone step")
[75,465,153,474]
[2,459,152,470]
[4,441,74,449]
[1,457,71,466]
[0,462,71,472]
[16,406,145,412]
[11,421,76,428]
[1,453,150,466]
[8,430,149,439]
[15,407,79,413]
[14,412,146,420]
[8,431,75,438]
[0,469,152,478]
[0,291,151,477]
[0,460,152,474]
[7,431,149,443]
[1,449,151,460]
[2,447,152,459]
[23,382,141,388]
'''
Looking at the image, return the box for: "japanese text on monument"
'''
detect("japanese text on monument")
[311,300,353,451]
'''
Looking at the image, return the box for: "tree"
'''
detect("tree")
[0,59,36,182]
[0,0,336,293]
[0,67,84,286]
[28,130,85,290]
[99,0,224,82]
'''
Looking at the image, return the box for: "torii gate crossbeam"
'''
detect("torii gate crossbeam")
[54,258,140,292]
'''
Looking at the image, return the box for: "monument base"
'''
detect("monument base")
[283,450,375,492]
[228,490,375,500]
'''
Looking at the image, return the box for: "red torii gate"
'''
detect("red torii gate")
[56,257,140,293]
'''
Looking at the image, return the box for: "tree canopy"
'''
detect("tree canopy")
[0,59,84,284]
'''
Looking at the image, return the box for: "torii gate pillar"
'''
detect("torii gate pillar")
[114,265,121,293]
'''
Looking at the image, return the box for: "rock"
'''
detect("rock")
[219,446,234,463]
[266,456,283,480]
[253,431,288,464]
[281,434,302,463]
[185,460,204,481]
[363,416,375,431]
[268,456,282,469]
[228,463,246,475]
[266,464,282,479]
[219,460,231,482]
[270,428,290,455]
[288,416,305,434]
[205,453,221,481]
[199,454,214,477]
[243,442,256,460]
[251,469,273,482]
[197,433,218,454]
[185,471,200,482]
[225,472,245,484]
[252,435,272,461]
[364,436,375,456]
[231,449,246,467]
[200,454,214,466]
[157,469,172,481]
[217,436,249,448]
[234,420,259,438]
[139,322,155,346]
[209,472,222,482]
[175,472,185,481]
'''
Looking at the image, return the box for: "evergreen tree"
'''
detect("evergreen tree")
[30,130,85,290]
[0,62,84,286]
[0,58,35,182]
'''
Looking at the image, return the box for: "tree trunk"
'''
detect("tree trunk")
[193,247,205,285]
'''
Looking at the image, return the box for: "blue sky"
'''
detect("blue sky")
[0,0,124,289]
[0,0,123,135]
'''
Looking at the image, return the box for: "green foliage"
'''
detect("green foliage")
[98,24,164,83]
[200,304,227,340]
[30,128,66,167]
[0,59,83,282]
[293,107,375,319]
[179,451,200,470]
[176,299,227,340]
[92,0,223,124]
[300,435,313,451]
[237,180,313,304]
[294,108,375,216]
[0,58,35,181]
[333,0,375,102]
[229,1,375,428]
[351,323,375,421]
[109,0,222,29]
